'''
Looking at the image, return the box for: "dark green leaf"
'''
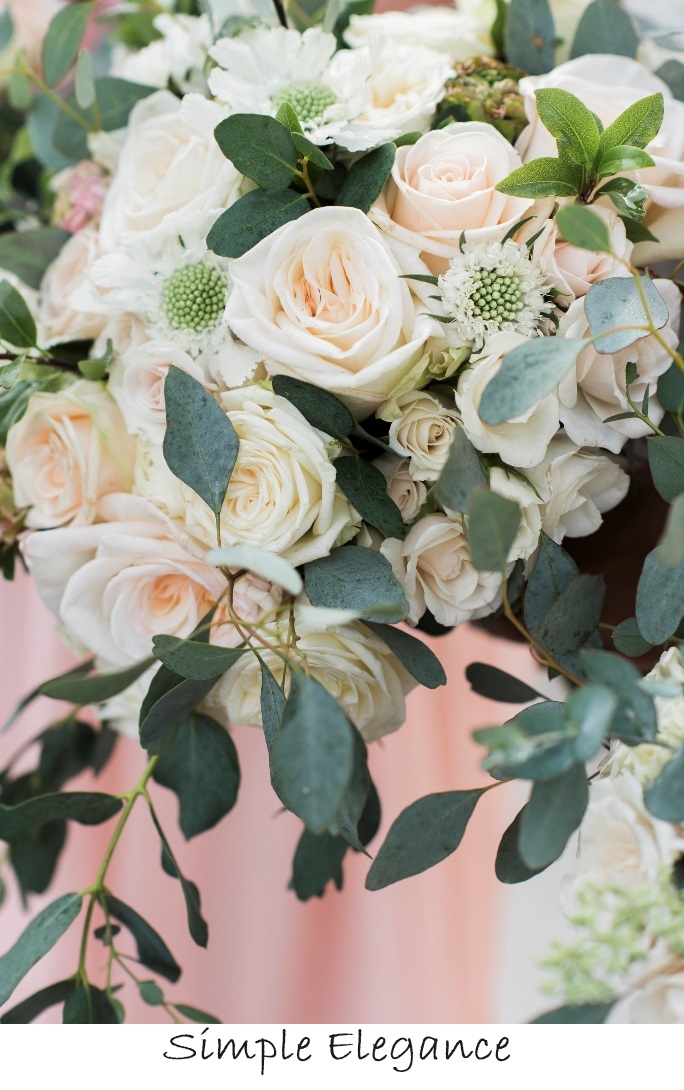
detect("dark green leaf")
[479,336,584,424]
[635,547,684,644]
[495,809,550,884]
[648,436,684,502]
[42,2,90,86]
[532,1001,614,1024]
[207,189,309,258]
[0,229,69,290]
[260,660,285,756]
[336,143,396,212]
[0,979,76,1024]
[272,673,354,834]
[596,176,647,220]
[214,114,298,188]
[534,88,600,167]
[275,100,303,133]
[656,60,684,103]
[612,617,654,658]
[570,0,636,59]
[163,366,239,523]
[597,145,655,181]
[102,894,180,984]
[366,789,484,890]
[0,893,82,1006]
[556,205,613,253]
[28,93,73,171]
[304,546,409,623]
[174,1003,221,1024]
[272,374,353,441]
[467,491,520,572]
[0,280,37,348]
[39,720,98,789]
[0,793,121,841]
[536,574,605,655]
[336,726,370,852]
[357,776,382,849]
[495,157,583,198]
[290,830,347,901]
[10,822,66,896]
[139,981,164,1006]
[433,427,486,512]
[152,637,246,681]
[153,713,240,839]
[466,663,543,703]
[39,657,153,705]
[519,763,588,869]
[644,748,684,822]
[599,92,665,153]
[621,216,658,244]
[658,362,684,413]
[53,79,155,162]
[565,684,617,760]
[139,666,220,756]
[148,805,208,948]
[63,985,119,1024]
[335,456,405,539]
[365,622,446,689]
[506,0,554,75]
[524,533,579,635]
[291,132,333,171]
[580,649,656,742]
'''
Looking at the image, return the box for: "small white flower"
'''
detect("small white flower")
[113,13,212,93]
[438,239,552,349]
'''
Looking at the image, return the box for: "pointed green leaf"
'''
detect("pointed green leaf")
[335,456,406,540]
[536,573,605,655]
[63,984,119,1024]
[532,1001,614,1024]
[466,663,544,703]
[39,657,153,705]
[291,830,347,901]
[272,374,354,441]
[496,157,583,198]
[0,893,82,1006]
[612,617,653,658]
[598,92,664,153]
[0,793,122,840]
[648,436,684,502]
[153,714,240,839]
[102,894,181,983]
[42,2,91,86]
[495,809,550,884]
[0,979,76,1024]
[519,763,588,869]
[148,805,208,947]
[0,280,37,349]
[174,1002,221,1024]
[534,88,600,166]
[365,622,447,689]
[74,48,96,110]
[139,666,221,756]
[0,229,69,290]
[467,491,520,572]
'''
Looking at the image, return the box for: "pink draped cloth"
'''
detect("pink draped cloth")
[0,569,535,1024]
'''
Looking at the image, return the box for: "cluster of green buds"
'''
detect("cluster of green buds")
[435,57,528,145]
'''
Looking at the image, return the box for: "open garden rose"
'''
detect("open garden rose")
[38,227,106,346]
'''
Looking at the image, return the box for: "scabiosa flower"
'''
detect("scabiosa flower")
[437,238,552,350]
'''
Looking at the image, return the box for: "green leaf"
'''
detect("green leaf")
[0,280,37,348]
[0,793,122,841]
[0,356,24,392]
[74,49,96,110]
[534,88,600,167]
[648,436,684,502]
[584,275,669,355]
[536,574,605,655]
[612,617,654,658]
[174,1002,222,1024]
[207,189,309,259]
[596,177,648,221]
[39,657,153,705]
[272,374,353,441]
[658,362,684,413]
[275,100,303,133]
[335,457,405,540]
[524,536,578,635]
[102,894,180,983]
[152,637,245,681]
[476,701,575,781]
[465,663,543,704]
[570,0,636,59]
[0,8,12,52]
[303,546,409,623]
[153,713,240,839]
[599,92,664,154]
[635,547,684,645]
[433,427,486,513]
[163,366,239,526]
[139,981,164,1006]
[596,145,655,181]
[505,0,554,75]
[53,79,155,163]
[336,143,396,212]
[580,648,656,742]
[644,747,684,822]
[149,805,208,947]
[364,622,446,689]
[206,544,303,596]
[336,726,370,852]
[621,216,658,244]
[0,979,76,1024]
[467,491,520,572]
[565,684,617,761]
[656,60,684,103]
[555,205,613,254]
[366,789,484,890]
[260,660,285,756]
[532,1001,614,1024]
[656,495,684,568]
[291,132,333,171]
[495,157,583,199]
[495,809,549,884]
[478,336,584,425]
[63,984,119,1024]
[139,667,220,756]
[0,229,69,290]
[214,114,298,189]
[42,2,91,86]
[272,673,354,834]
[519,763,588,870]
[0,893,82,1006]
[290,830,347,901]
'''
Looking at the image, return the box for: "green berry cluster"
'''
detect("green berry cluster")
[162,263,226,333]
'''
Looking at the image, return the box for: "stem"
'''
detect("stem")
[625,386,665,436]
[7,61,97,131]
[501,578,583,688]
[296,161,322,208]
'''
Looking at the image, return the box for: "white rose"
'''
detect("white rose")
[557,280,680,454]
[373,454,428,523]
[532,204,633,305]
[371,122,535,274]
[224,206,433,418]
[387,389,461,481]
[381,513,503,626]
[6,380,135,528]
[516,57,684,258]
[489,466,542,563]
[207,616,416,742]
[608,972,684,1024]
[99,91,244,250]
[344,7,494,63]
[108,339,210,445]
[455,331,560,468]
[38,228,107,346]
[523,435,629,542]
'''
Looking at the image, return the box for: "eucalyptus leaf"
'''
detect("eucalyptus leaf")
[291,830,347,901]
[152,637,246,681]
[41,2,91,86]
[585,275,669,355]
[555,205,612,253]
[173,1003,221,1024]
[148,805,208,948]
[63,985,119,1024]
[465,663,544,704]
[139,666,221,756]
[565,684,617,761]
[612,617,654,658]
[0,229,69,290]
[102,894,180,983]
[0,356,24,392]
[365,622,446,689]
[53,79,155,163]
[207,189,309,258]
[644,748,684,822]
[495,157,583,199]
[0,893,82,1006]
[335,456,405,540]
[213,114,298,188]
[366,789,484,890]
[304,546,409,623]
[524,533,579,636]
[0,8,12,53]
[569,0,636,60]
[495,809,550,884]
[139,981,164,1006]
[635,548,684,645]
[467,491,520,573]
[272,374,354,441]
[580,648,656,742]
[336,726,370,852]
[0,280,37,349]
[0,793,122,841]
[74,49,96,110]
[648,436,684,502]
[656,60,684,103]
[478,337,584,425]
[505,0,554,75]
[336,143,396,212]
[153,714,240,839]
[291,132,333,171]
[433,427,486,513]
[0,979,76,1024]
[532,1001,614,1024]
[657,363,684,413]
[519,763,588,870]
[39,657,153,705]
[536,573,605,655]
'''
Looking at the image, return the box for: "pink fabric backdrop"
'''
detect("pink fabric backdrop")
[0,570,535,1024]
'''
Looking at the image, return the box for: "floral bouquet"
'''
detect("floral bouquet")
[0,0,682,1025]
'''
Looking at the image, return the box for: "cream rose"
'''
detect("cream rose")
[207,616,415,742]
[455,331,560,468]
[224,206,433,418]
[98,91,244,250]
[557,280,680,454]
[371,122,535,274]
[373,454,428,523]
[532,204,633,305]
[608,972,684,1024]
[6,380,135,529]
[38,228,106,346]
[523,435,629,542]
[381,513,503,626]
[387,389,461,481]
[344,7,494,62]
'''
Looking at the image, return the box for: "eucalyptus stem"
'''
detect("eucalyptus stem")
[500,578,583,689]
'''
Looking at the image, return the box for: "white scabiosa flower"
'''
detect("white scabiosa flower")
[438,239,552,350]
